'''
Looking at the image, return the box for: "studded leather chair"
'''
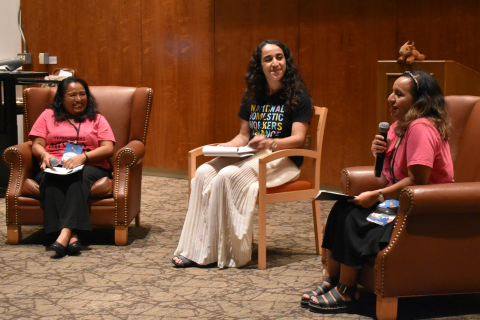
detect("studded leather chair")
[3,86,153,245]
[323,96,480,320]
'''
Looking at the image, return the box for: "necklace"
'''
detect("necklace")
[66,119,81,145]
[389,136,403,183]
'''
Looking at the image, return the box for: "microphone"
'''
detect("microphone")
[375,122,390,178]
[50,158,59,167]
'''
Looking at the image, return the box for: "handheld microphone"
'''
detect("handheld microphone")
[50,158,59,167]
[375,122,390,177]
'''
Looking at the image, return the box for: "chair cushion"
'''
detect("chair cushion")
[22,176,113,199]
[22,179,41,199]
[90,177,113,198]
[266,180,312,194]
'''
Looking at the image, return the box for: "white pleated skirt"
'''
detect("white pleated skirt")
[174,150,301,268]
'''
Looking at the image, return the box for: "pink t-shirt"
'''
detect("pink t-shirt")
[29,109,116,169]
[382,118,454,186]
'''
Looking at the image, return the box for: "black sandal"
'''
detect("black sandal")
[309,282,359,313]
[172,255,198,268]
[300,276,339,308]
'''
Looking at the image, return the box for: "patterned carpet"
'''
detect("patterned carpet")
[0,175,479,319]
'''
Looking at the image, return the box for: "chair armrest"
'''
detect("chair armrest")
[3,142,34,224]
[188,143,220,193]
[257,149,319,195]
[372,181,480,297]
[112,140,145,226]
[113,140,145,170]
[189,143,220,159]
[340,166,382,196]
[2,141,34,198]
[257,148,317,164]
[399,182,480,216]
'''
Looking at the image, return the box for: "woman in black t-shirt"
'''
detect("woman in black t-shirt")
[173,40,312,268]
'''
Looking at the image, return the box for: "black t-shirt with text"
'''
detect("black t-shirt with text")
[238,90,311,167]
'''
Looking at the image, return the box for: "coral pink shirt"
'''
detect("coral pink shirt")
[29,109,115,169]
[382,118,454,186]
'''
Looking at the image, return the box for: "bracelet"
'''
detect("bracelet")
[84,153,89,163]
[270,139,277,149]
[40,151,47,160]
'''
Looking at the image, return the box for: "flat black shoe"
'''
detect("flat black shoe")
[67,241,82,256]
[50,241,67,258]
[172,255,198,268]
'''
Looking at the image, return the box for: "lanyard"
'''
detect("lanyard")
[389,137,402,184]
[67,119,81,145]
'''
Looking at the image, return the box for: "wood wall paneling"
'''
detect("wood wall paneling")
[142,0,215,170]
[299,0,397,185]
[19,0,480,186]
[397,0,480,72]
[214,0,300,144]
[21,0,143,87]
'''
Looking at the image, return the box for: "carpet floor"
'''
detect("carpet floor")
[0,175,479,319]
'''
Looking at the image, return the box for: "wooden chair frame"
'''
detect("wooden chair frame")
[188,106,328,269]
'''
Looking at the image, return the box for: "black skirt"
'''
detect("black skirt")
[321,200,395,269]
[35,165,112,234]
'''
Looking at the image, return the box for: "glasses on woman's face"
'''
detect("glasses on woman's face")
[66,92,87,99]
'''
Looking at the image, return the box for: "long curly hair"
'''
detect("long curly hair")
[395,70,451,141]
[242,39,311,112]
[51,76,99,123]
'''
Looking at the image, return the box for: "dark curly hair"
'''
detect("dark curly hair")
[242,39,312,112]
[51,76,99,123]
[395,70,451,140]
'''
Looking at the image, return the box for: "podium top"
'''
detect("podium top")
[0,71,49,80]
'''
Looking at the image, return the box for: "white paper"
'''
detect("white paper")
[58,69,73,77]
[202,146,256,157]
[44,165,84,175]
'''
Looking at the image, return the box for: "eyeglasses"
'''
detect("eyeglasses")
[66,92,87,99]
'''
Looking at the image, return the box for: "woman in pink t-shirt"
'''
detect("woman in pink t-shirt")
[29,77,115,258]
[303,71,454,313]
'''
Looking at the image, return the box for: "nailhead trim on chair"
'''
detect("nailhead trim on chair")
[142,89,153,145]
[376,187,412,296]
[23,90,31,135]
[340,169,349,195]
[114,149,137,226]
[3,148,23,226]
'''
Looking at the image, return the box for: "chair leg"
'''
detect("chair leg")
[135,213,141,227]
[258,201,267,269]
[376,296,398,320]
[312,200,322,255]
[7,225,21,244]
[114,226,128,246]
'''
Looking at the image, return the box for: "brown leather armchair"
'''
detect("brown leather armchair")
[3,86,153,246]
[323,95,480,320]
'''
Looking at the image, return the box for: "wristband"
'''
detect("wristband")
[270,139,277,149]
[84,153,89,163]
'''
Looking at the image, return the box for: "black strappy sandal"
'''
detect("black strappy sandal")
[309,282,360,313]
[300,276,339,308]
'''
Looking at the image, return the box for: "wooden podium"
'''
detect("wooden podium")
[376,60,480,124]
